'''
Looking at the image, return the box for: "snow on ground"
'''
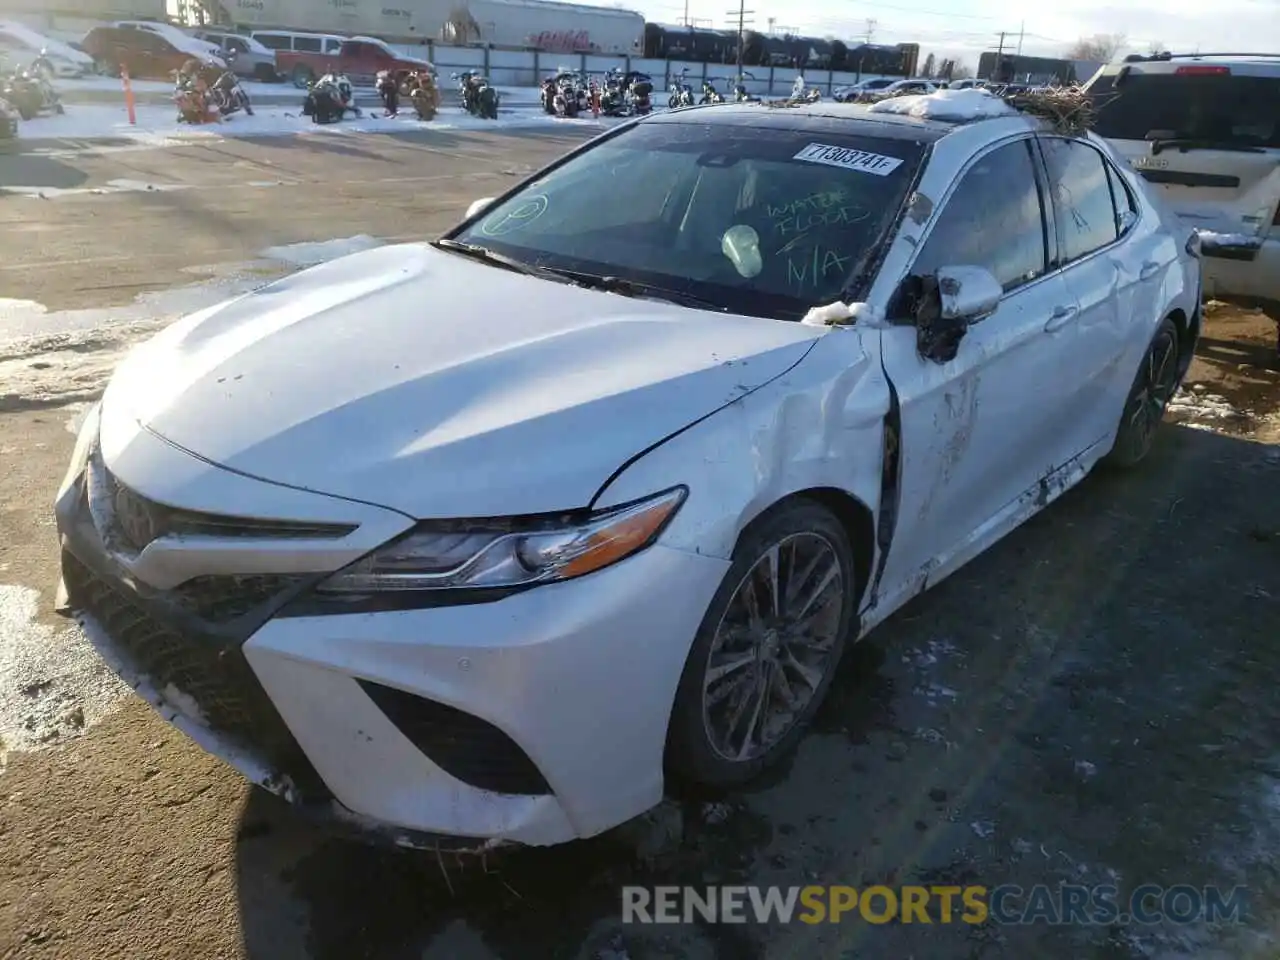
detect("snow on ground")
[1166,385,1251,429]
[0,237,390,404]
[0,584,129,770]
[16,100,606,143]
[56,75,543,106]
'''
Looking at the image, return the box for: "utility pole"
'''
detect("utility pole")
[863,17,877,44]
[682,0,689,27]
[1017,20,1024,55]
[727,0,753,77]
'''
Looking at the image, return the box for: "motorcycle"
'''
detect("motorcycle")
[453,71,499,120]
[789,74,821,102]
[400,69,439,120]
[668,69,694,109]
[174,60,251,124]
[730,72,759,102]
[540,75,558,114]
[630,74,653,115]
[2,66,63,121]
[699,78,723,104]
[550,71,588,118]
[303,73,361,124]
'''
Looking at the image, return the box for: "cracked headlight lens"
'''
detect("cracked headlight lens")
[316,486,686,594]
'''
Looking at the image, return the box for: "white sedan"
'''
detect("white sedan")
[56,89,1202,852]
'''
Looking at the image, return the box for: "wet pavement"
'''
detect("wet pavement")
[0,127,1278,960]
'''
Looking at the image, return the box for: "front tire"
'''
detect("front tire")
[665,500,857,787]
[1106,317,1180,468]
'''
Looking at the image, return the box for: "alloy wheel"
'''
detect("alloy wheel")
[701,532,845,763]
[1125,326,1179,452]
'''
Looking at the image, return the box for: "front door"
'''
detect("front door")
[875,136,1082,597]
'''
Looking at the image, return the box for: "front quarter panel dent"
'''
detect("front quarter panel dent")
[592,330,889,564]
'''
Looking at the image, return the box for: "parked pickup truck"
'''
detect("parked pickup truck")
[276,35,433,88]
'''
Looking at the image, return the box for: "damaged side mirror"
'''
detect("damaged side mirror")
[914,265,1002,364]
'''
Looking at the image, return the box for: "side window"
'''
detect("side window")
[294,36,322,53]
[1039,137,1120,262]
[255,34,287,50]
[911,139,1048,293]
[1105,160,1137,235]
[325,38,343,54]
[343,42,367,57]
[227,37,247,53]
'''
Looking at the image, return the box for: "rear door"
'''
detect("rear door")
[1036,135,1162,451]
[1087,63,1280,239]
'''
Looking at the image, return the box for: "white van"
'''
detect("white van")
[250,30,345,57]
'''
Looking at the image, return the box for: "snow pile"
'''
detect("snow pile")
[800,301,879,327]
[1166,386,1248,427]
[0,585,128,768]
[869,88,1016,122]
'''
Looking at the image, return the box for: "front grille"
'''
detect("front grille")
[172,573,308,623]
[357,680,552,796]
[95,465,355,555]
[62,552,328,796]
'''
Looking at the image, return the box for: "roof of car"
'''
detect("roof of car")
[1104,52,1280,74]
[644,99,1039,142]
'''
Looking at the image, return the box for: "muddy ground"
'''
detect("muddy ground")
[1,129,1279,960]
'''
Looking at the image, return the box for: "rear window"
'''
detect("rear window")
[1088,71,1280,148]
[450,120,926,320]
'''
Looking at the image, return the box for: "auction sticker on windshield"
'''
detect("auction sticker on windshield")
[793,144,904,176]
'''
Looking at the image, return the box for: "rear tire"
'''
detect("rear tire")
[665,499,858,787]
[1105,317,1180,468]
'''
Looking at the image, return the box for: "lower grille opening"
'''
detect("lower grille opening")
[357,680,552,796]
[62,551,330,799]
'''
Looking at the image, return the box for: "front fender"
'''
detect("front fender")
[592,328,891,564]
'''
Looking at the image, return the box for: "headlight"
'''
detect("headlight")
[315,486,686,595]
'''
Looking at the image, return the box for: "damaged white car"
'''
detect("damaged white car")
[56,90,1201,852]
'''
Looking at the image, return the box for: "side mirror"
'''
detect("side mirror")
[1117,209,1138,234]
[913,265,1002,364]
[937,265,1002,322]
[465,197,495,220]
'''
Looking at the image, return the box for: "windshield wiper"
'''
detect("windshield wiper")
[1147,136,1266,156]
[431,239,573,283]
[548,271,729,312]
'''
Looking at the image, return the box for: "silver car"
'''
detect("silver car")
[194,29,280,82]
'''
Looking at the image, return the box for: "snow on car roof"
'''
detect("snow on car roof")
[0,19,93,62]
[868,88,1018,122]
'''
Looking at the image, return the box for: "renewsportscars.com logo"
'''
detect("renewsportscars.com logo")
[621,884,1248,926]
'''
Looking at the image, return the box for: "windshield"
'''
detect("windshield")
[448,120,925,320]
[1088,71,1280,148]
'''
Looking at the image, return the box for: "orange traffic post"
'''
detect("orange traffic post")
[591,87,599,119]
[121,65,137,125]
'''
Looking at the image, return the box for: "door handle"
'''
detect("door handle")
[1139,261,1161,281]
[1044,304,1079,332]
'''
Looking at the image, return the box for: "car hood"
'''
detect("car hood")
[102,243,821,518]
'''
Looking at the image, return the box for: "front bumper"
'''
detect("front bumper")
[1201,234,1280,318]
[55,410,729,848]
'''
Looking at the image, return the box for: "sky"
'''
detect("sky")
[638,0,1280,69]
